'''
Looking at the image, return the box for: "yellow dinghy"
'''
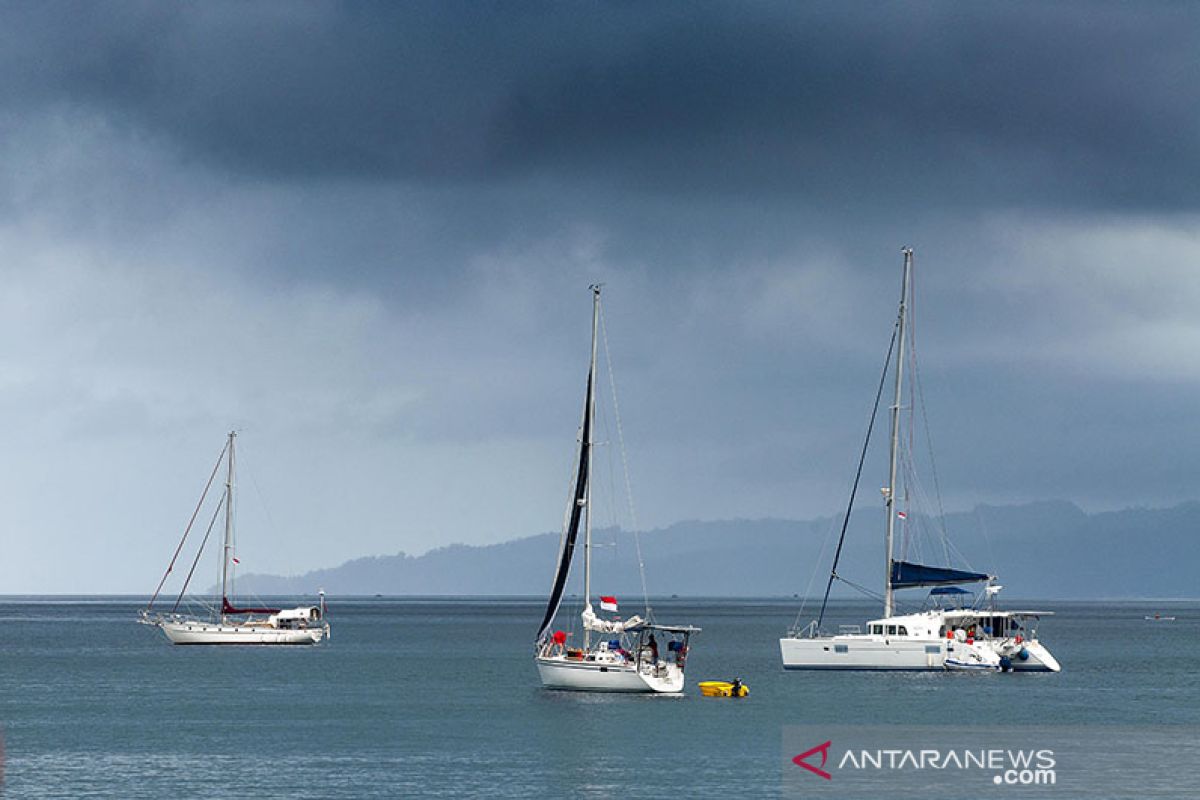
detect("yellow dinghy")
[698,680,748,698]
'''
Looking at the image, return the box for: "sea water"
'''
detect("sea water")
[0,597,1196,798]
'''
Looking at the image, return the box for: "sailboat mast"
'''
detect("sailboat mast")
[220,430,236,621]
[583,284,600,649]
[884,248,913,618]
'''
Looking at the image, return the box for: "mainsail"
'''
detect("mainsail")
[535,367,593,642]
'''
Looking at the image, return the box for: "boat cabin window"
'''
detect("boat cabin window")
[886,625,897,635]
[897,626,908,636]
[871,625,883,635]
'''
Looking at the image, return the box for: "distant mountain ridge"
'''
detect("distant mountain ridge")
[230,500,1200,599]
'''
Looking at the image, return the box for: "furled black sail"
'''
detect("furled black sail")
[222,597,282,615]
[535,368,593,643]
[890,560,991,589]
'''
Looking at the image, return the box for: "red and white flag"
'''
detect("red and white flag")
[232,557,241,564]
[599,595,618,613]
[896,511,907,520]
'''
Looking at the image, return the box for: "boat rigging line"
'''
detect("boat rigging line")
[145,438,229,611]
[812,315,900,632]
[905,270,953,564]
[599,297,652,621]
[171,493,226,614]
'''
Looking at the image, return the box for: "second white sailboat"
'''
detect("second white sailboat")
[534,285,698,692]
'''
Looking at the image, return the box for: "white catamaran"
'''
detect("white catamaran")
[535,285,698,693]
[779,249,1060,673]
[139,432,329,645]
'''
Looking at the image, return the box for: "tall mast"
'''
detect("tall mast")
[583,284,600,649]
[220,430,236,621]
[884,248,913,618]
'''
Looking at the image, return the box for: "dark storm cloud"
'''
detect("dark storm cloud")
[2,2,1199,592]
[4,2,1197,210]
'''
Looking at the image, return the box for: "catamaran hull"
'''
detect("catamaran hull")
[160,622,326,645]
[992,640,1061,673]
[780,636,948,670]
[780,635,1050,673]
[536,657,684,693]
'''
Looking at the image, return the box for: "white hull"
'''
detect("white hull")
[780,634,1056,672]
[780,635,949,670]
[781,607,1056,673]
[536,656,684,693]
[161,620,326,645]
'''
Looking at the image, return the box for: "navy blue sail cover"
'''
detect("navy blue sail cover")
[891,560,991,589]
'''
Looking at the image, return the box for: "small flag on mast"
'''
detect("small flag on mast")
[600,595,618,613]
[232,557,241,564]
[896,511,907,520]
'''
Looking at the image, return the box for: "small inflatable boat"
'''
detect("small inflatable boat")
[698,680,749,697]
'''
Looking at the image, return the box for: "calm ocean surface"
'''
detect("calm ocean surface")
[1,597,1197,798]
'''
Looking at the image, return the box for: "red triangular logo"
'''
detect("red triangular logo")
[792,740,832,780]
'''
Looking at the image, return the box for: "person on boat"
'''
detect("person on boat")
[647,633,659,663]
[673,640,688,668]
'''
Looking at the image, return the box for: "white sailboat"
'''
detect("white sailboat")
[779,249,1060,673]
[139,431,329,645]
[534,285,698,693]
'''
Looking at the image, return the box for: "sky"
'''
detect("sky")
[1,2,1198,592]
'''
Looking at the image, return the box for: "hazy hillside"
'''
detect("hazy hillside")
[228,500,1199,600]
